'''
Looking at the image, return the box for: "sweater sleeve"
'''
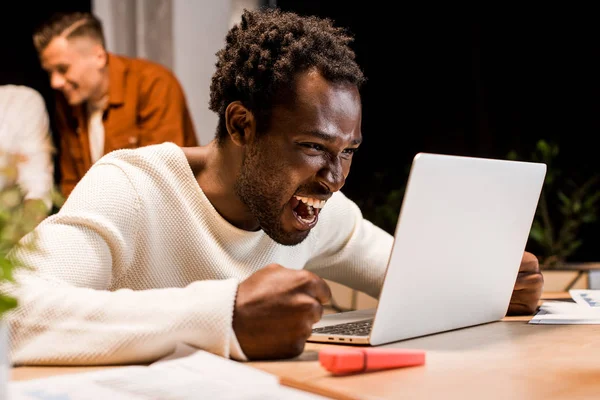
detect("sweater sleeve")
[12,87,54,210]
[3,162,240,366]
[304,191,394,300]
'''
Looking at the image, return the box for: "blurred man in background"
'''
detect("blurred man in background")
[33,12,198,198]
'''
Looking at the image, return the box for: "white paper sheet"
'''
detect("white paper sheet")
[9,345,329,400]
[569,289,600,308]
[529,299,600,324]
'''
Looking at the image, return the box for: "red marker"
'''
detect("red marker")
[319,348,426,375]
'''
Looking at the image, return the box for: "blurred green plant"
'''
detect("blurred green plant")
[508,139,600,269]
[0,151,63,318]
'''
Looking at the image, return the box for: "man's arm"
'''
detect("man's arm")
[137,71,198,147]
[4,163,239,366]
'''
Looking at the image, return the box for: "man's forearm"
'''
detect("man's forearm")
[6,275,240,366]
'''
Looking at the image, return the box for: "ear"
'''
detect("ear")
[225,101,256,147]
[93,43,107,68]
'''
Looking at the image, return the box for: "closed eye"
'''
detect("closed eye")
[299,142,359,158]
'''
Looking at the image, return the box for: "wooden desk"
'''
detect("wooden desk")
[12,293,600,400]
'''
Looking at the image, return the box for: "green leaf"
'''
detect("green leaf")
[537,140,551,157]
[529,224,545,245]
[563,240,583,258]
[0,293,18,314]
[557,191,570,206]
[0,257,16,282]
[584,191,600,208]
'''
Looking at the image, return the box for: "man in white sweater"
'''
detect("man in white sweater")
[4,8,543,366]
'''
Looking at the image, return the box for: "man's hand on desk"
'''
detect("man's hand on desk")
[506,251,544,315]
[232,264,331,360]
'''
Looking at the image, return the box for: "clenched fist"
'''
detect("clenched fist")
[233,264,331,360]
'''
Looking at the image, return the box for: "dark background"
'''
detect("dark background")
[2,1,598,261]
[275,1,600,262]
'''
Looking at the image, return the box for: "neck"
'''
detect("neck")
[185,140,258,230]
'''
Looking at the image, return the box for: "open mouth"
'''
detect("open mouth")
[289,195,327,230]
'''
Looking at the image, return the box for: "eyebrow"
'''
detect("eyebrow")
[41,62,67,71]
[303,130,363,146]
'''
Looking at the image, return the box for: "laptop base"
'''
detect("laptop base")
[308,308,376,344]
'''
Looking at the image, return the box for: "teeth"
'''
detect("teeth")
[294,196,326,209]
[300,214,316,223]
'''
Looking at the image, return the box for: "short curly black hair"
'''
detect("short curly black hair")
[209,7,366,145]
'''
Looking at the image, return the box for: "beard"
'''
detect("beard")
[234,144,310,246]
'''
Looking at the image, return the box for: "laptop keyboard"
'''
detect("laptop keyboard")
[312,318,373,337]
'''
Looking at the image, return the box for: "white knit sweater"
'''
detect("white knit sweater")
[5,142,393,366]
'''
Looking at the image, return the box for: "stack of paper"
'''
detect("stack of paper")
[9,345,329,400]
[529,289,600,324]
[569,289,600,308]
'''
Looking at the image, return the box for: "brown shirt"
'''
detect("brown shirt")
[54,53,198,198]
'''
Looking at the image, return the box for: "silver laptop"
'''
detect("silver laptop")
[308,152,546,346]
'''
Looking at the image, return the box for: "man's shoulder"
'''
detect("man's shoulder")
[90,142,194,198]
[100,142,186,167]
[114,53,180,83]
[0,84,44,104]
[0,84,46,115]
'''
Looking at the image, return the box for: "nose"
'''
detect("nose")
[318,156,346,193]
[50,72,66,90]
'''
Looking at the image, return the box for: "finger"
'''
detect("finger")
[509,284,543,316]
[294,293,325,324]
[313,278,332,305]
[513,271,544,291]
[303,319,316,338]
[511,284,543,304]
[519,252,540,273]
[299,271,332,304]
[311,300,324,323]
